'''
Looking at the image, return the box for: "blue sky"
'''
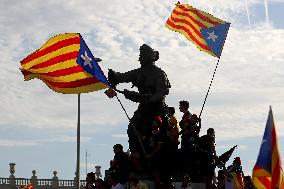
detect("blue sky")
[0,0,284,180]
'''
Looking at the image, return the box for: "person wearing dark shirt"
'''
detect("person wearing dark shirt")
[216,170,226,189]
[179,101,195,149]
[146,115,166,189]
[178,100,191,130]
[244,176,256,189]
[111,144,131,184]
[86,172,96,189]
[198,128,216,189]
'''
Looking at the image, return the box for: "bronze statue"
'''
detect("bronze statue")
[108,44,171,156]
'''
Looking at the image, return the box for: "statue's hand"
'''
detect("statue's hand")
[108,69,118,87]
[123,89,141,103]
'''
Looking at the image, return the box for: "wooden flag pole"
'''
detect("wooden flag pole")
[76,93,81,189]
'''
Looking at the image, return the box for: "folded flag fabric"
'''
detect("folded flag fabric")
[252,107,284,189]
[20,33,109,94]
[104,88,117,98]
[165,3,230,58]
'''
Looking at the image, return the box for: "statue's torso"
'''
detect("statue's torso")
[132,65,170,96]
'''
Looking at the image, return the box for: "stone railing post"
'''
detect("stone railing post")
[52,171,59,188]
[9,163,16,186]
[95,166,101,179]
[31,170,38,187]
[74,172,78,188]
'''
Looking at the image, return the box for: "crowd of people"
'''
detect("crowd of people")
[96,44,257,189]
[85,100,256,189]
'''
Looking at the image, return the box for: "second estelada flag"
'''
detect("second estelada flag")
[20,33,109,94]
[252,107,284,189]
[165,3,230,58]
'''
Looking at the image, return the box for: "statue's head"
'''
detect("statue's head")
[139,44,159,66]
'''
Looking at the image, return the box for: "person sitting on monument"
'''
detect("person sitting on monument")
[178,100,193,149]
[167,106,180,149]
[216,170,226,189]
[227,157,243,173]
[111,144,132,184]
[227,157,245,188]
[243,175,256,189]
[94,178,109,189]
[107,171,125,189]
[108,44,171,159]
[181,113,201,151]
[198,128,217,189]
[188,114,201,146]
[178,100,192,129]
[86,172,96,189]
[145,115,166,188]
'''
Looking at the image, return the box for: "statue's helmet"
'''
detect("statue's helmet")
[139,44,159,63]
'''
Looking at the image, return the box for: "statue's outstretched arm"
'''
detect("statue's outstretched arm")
[108,69,139,87]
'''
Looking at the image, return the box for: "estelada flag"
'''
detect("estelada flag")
[252,107,284,189]
[165,3,230,58]
[20,33,109,94]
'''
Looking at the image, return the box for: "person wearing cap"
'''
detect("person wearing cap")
[108,44,171,160]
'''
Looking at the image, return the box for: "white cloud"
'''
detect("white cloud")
[111,134,128,138]
[41,136,92,143]
[0,140,38,147]
[1,0,284,139]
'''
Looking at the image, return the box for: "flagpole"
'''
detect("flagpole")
[114,94,147,156]
[76,93,81,189]
[199,23,230,119]
[199,58,220,118]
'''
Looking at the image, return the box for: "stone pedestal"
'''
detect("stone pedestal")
[52,171,59,188]
[9,163,16,186]
[95,166,101,179]
[31,170,38,187]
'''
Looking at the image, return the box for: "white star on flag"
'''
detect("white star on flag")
[207,31,218,42]
[81,51,93,68]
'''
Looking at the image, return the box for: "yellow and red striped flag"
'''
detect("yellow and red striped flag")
[165,3,230,58]
[252,107,284,189]
[20,33,109,94]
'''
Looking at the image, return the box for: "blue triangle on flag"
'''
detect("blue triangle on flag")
[201,23,230,58]
[77,35,109,85]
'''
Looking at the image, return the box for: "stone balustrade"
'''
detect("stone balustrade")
[0,163,206,189]
[0,163,101,189]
